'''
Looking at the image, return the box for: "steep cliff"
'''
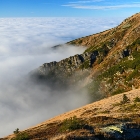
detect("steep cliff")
[31,12,140,99]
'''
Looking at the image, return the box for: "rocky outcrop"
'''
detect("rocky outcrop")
[34,51,99,81]
[31,12,140,97]
[101,123,140,139]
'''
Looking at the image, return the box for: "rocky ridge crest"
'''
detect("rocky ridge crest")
[33,12,140,97]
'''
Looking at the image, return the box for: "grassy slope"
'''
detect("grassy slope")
[2,12,140,140]
[3,88,140,140]
[69,12,140,96]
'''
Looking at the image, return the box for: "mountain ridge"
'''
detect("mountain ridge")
[2,12,140,139]
[32,12,140,97]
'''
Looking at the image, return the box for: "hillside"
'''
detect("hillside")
[2,12,140,139]
[3,88,140,140]
[31,12,140,100]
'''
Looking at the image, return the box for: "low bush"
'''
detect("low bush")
[120,94,130,104]
[13,128,19,134]
[112,89,125,95]
[11,132,29,140]
[134,97,140,102]
[59,116,86,132]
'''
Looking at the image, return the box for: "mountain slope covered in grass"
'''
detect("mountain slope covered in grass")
[2,12,140,140]
[3,88,140,140]
[32,12,140,99]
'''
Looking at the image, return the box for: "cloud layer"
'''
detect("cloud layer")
[0,17,122,137]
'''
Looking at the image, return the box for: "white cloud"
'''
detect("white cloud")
[62,1,140,10]
[69,0,104,4]
[0,17,122,137]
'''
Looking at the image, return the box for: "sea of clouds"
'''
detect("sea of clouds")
[0,17,123,137]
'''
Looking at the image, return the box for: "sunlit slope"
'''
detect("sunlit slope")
[2,12,140,140]
[3,88,140,140]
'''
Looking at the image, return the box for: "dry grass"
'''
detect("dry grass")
[3,88,140,140]
[3,13,140,140]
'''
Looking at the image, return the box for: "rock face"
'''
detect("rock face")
[38,52,90,76]
[32,12,140,98]
[101,123,140,140]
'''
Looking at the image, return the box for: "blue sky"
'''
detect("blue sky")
[0,0,140,17]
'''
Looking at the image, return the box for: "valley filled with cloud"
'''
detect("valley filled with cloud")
[0,17,123,137]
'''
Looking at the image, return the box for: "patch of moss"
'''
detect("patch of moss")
[112,89,125,95]
[99,51,140,80]
[122,23,131,29]
[126,69,139,81]
[80,60,90,69]
[97,57,103,64]
[131,37,140,47]
[98,44,110,57]
[126,103,137,111]
[134,97,140,103]
[84,45,97,53]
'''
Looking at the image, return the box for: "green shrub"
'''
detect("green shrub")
[126,103,137,111]
[59,116,85,132]
[97,57,103,64]
[98,44,109,57]
[80,60,90,69]
[13,128,19,134]
[134,97,140,102]
[120,94,130,104]
[11,132,29,140]
[78,40,83,44]
[131,38,140,46]
[125,69,139,81]
[112,89,125,95]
